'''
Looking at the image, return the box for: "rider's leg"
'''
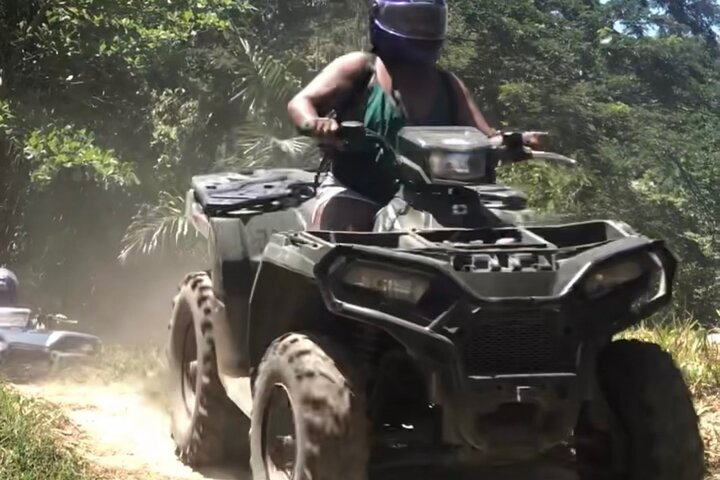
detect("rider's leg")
[311,176,381,231]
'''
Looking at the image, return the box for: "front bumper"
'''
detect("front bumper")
[310,228,677,459]
[325,299,582,458]
[438,373,580,459]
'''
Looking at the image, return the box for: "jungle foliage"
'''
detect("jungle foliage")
[0,0,718,323]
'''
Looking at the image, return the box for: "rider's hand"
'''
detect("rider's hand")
[301,117,343,150]
[522,131,547,150]
[305,117,339,137]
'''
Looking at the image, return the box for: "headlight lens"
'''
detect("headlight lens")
[582,257,650,299]
[341,262,431,304]
[428,150,487,181]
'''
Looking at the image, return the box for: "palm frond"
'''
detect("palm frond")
[217,120,319,169]
[201,34,322,170]
[118,190,202,264]
[228,37,302,119]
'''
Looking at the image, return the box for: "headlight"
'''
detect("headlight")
[341,262,431,304]
[428,150,487,181]
[583,257,652,299]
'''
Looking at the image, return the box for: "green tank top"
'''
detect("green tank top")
[330,57,458,204]
[363,79,454,148]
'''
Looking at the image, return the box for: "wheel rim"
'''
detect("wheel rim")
[262,383,298,480]
[181,323,198,414]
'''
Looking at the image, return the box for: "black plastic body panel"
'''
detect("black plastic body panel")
[205,206,310,377]
[208,217,255,377]
[242,220,676,379]
[375,182,533,233]
[240,221,675,376]
[375,185,509,232]
[301,224,675,453]
[246,260,327,368]
[470,184,528,211]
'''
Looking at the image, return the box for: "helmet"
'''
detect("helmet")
[369,0,448,66]
[0,268,18,307]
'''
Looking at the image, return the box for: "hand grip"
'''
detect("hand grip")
[296,119,366,139]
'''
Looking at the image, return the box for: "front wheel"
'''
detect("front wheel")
[250,332,369,480]
[578,339,705,480]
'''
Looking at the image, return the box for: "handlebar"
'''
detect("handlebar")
[299,118,578,167]
[297,119,367,140]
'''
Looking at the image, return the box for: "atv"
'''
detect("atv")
[167,122,704,479]
[0,306,103,382]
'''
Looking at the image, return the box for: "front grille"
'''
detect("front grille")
[453,310,577,376]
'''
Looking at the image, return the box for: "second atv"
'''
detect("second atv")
[166,123,704,479]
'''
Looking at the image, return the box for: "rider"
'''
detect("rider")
[288,0,532,231]
[0,267,18,307]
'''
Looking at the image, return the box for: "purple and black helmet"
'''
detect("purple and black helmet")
[0,267,18,307]
[369,0,448,65]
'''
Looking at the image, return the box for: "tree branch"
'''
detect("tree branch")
[25,0,56,37]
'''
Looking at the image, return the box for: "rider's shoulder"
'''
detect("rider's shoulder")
[324,52,376,77]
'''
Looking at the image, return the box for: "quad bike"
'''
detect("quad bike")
[167,122,704,479]
[0,306,102,382]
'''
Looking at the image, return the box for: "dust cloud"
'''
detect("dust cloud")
[15,381,249,480]
[10,251,253,479]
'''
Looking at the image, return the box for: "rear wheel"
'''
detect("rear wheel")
[168,271,249,466]
[577,339,705,480]
[250,332,369,480]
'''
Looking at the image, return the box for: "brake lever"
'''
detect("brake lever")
[524,148,578,167]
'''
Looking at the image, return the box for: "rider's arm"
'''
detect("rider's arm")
[287,52,370,128]
[447,73,498,137]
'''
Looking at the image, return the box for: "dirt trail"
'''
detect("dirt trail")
[13,380,249,480]
[11,374,583,480]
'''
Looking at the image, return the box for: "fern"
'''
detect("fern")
[118,191,203,263]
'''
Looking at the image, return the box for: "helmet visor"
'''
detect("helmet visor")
[374,1,447,41]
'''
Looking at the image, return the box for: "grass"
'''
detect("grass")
[47,344,167,384]
[0,345,168,480]
[43,344,171,409]
[0,384,93,480]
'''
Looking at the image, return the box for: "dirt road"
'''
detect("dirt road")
[13,380,250,480]
[12,376,579,480]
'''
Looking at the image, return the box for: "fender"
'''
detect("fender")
[208,217,254,377]
[209,207,309,377]
[246,237,327,368]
